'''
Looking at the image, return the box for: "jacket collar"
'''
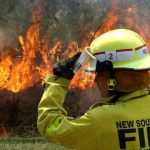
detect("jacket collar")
[90,88,149,110]
[117,88,149,102]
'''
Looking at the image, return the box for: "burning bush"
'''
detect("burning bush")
[0,0,150,136]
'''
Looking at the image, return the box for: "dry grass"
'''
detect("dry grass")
[0,138,69,150]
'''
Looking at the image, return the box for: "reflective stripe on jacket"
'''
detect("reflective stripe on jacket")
[37,75,150,150]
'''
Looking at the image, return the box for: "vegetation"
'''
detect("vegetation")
[0,0,150,139]
[0,138,69,150]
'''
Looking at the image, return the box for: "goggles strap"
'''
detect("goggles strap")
[96,61,113,72]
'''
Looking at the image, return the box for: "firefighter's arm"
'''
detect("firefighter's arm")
[37,74,70,140]
[37,75,93,147]
[37,53,94,146]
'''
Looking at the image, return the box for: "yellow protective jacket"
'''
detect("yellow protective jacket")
[37,75,150,150]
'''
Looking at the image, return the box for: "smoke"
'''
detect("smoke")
[0,29,9,50]
[0,0,27,50]
[0,28,17,51]
[0,0,150,48]
[0,0,47,51]
[41,0,111,43]
[0,0,110,47]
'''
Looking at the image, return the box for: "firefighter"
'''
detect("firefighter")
[37,29,150,150]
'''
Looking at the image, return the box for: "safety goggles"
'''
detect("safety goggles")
[73,47,114,73]
[73,47,95,73]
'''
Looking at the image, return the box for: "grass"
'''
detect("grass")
[0,137,70,150]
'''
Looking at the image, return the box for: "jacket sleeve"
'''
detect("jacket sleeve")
[37,75,93,146]
[37,74,70,139]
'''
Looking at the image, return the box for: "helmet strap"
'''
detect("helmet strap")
[108,69,116,95]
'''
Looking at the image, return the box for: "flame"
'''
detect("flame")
[0,1,150,93]
[0,3,43,93]
[94,11,119,38]
[0,53,13,89]
[71,71,95,90]
[124,6,150,49]
[0,13,41,93]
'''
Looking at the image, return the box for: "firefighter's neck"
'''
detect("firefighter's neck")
[94,72,110,98]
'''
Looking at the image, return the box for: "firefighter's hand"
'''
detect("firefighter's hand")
[53,52,81,80]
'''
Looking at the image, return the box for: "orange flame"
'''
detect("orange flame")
[0,1,150,93]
